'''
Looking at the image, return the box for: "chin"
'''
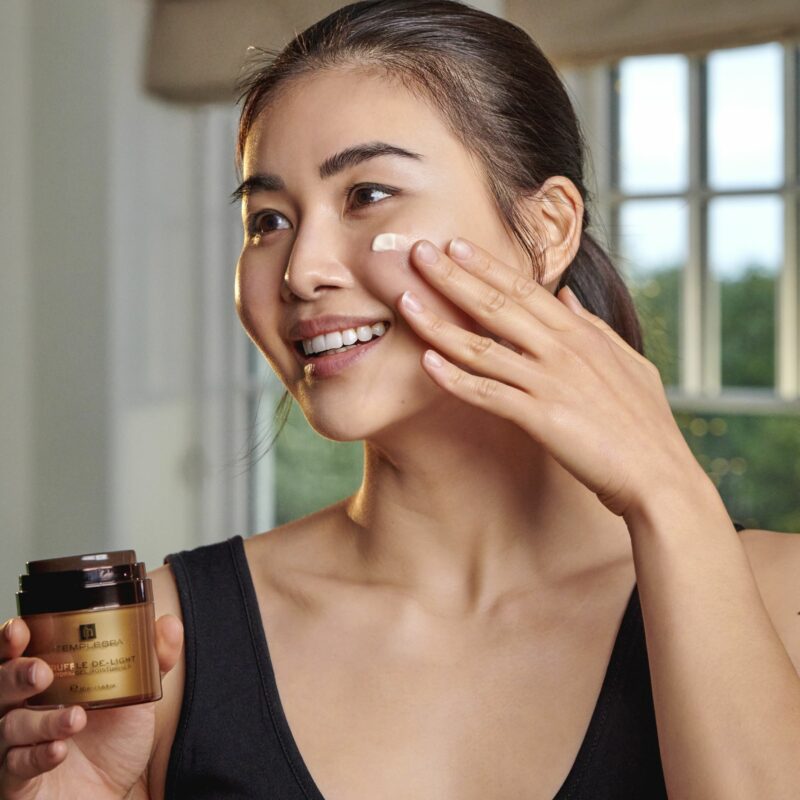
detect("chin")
[294,366,446,444]
[296,375,465,445]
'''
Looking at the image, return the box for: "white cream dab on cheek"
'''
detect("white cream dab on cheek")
[371,232,413,252]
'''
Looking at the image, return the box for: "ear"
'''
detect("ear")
[520,176,584,291]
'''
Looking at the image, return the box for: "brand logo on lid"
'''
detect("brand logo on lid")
[79,623,96,641]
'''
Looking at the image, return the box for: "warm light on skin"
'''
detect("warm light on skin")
[235,67,581,445]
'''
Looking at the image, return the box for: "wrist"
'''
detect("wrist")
[622,463,729,538]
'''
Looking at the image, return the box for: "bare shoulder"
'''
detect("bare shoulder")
[739,528,800,674]
[145,560,186,800]
[739,527,800,587]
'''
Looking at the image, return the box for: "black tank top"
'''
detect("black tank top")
[163,521,747,799]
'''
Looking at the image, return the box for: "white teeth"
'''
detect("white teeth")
[324,331,343,350]
[301,322,389,356]
[311,334,326,353]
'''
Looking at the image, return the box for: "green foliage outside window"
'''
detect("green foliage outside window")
[629,266,680,388]
[674,411,800,533]
[275,401,362,525]
[630,263,798,532]
[720,268,775,388]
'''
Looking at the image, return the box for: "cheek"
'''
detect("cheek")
[364,248,486,339]
[235,256,283,345]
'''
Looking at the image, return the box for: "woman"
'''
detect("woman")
[1,1,799,798]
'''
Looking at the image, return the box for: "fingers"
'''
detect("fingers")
[398,290,544,395]
[2,739,68,784]
[428,237,574,331]
[415,346,540,432]
[154,614,183,677]
[0,619,55,719]
[1,619,30,661]
[0,706,83,791]
[0,705,85,765]
[409,239,557,357]
[0,658,53,719]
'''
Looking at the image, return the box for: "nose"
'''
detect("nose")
[280,231,355,302]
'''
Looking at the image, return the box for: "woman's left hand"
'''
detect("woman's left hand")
[398,236,709,519]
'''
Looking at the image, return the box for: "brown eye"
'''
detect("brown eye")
[248,211,290,239]
[348,184,394,209]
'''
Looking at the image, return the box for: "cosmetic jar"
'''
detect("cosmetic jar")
[16,549,162,710]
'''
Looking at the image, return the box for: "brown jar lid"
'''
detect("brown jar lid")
[17,550,152,615]
[26,550,138,574]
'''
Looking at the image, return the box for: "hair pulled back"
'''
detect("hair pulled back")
[234,0,645,455]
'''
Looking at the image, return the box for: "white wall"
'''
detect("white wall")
[1,0,35,618]
[0,0,253,623]
[29,0,113,556]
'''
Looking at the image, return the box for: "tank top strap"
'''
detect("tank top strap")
[554,583,668,798]
[163,535,309,799]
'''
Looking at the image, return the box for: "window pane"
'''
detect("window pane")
[618,55,688,193]
[708,195,782,388]
[796,45,800,183]
[618,200,687,386]
[248,387,276,534]
[247,339,264,377]
[246,357,285,533]
[708,43,783,190]
[674,411,800,532]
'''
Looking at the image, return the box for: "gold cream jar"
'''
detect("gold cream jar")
[16,549,162,710]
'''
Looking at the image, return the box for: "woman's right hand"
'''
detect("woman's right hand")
[0,614,183,799]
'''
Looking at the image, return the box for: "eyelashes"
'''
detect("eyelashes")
[245,182,397,241]
[348,183,396,210]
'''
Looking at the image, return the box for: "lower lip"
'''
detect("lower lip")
[295,327,389,378]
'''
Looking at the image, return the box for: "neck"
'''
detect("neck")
[342,399,632,614]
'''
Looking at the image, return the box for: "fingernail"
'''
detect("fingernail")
[65,707,78,727]
[400,290,423,313]
[28,661,38,685]
[371,232,407,252]
[416,241,439,265]
[448,238,473,259]
[3,620,13,642]
[423,350,444,368]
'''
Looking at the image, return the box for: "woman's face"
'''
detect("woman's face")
[236,68,528,441]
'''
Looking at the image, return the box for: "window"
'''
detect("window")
[606,44,800,531]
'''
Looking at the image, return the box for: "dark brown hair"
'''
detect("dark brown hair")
[234,0,644,455]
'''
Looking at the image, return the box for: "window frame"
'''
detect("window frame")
[593,44,800,414]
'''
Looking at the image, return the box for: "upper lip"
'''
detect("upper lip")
[288,314,391,342]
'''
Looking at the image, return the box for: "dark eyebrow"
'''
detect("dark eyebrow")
[230,141,423,203]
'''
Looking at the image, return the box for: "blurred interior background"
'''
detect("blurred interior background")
[2,0,799,620]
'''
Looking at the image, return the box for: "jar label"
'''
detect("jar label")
[24,604,161,708]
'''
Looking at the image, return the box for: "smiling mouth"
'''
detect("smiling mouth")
[294,321,391,359]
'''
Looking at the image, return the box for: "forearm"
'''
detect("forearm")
[624,475,800,799]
